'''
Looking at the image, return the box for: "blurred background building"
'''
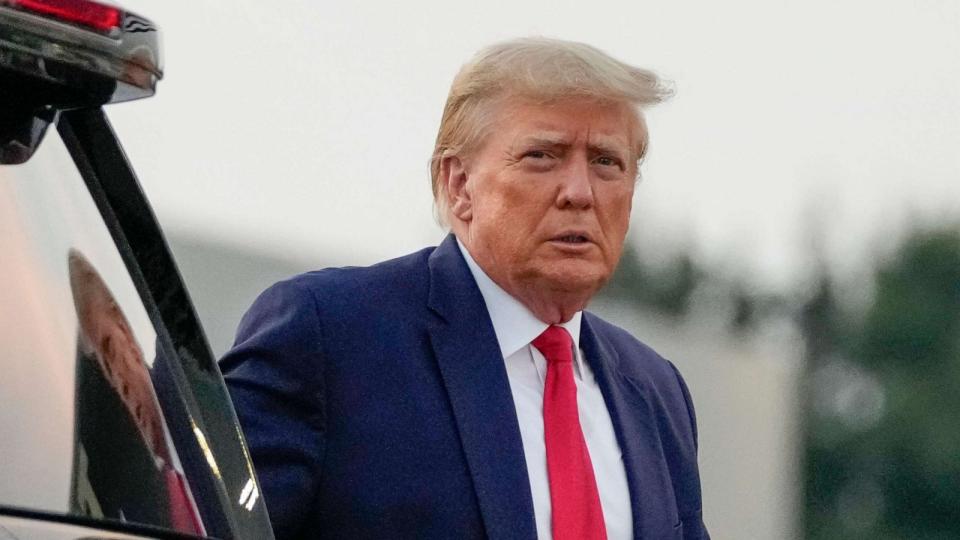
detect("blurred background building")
[110,0,960,537]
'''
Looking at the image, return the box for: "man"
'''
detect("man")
[221,37,708,540]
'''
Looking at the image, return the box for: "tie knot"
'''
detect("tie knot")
[532,325,574,364]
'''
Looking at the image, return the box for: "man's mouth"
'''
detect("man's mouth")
[551,233,592,244]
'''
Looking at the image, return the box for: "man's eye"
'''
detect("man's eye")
[523,150,550,160]
[594,156,621,168]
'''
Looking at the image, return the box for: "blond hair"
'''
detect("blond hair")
[430,37,673,223]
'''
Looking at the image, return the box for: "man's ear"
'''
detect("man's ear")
[441,155,472,222]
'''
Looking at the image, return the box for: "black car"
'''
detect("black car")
[0,0,275,538]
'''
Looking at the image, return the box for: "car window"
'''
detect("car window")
[0,130,206,536]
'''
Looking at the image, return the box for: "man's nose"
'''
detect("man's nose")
[556,158,594,209]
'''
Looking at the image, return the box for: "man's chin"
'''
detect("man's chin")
[536,261,608,296]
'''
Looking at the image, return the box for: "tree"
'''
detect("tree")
[802,228,960,539]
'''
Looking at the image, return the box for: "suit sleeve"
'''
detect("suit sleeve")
[220,277,326,540]
[667,360,711,540]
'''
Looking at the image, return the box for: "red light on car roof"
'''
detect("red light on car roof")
[13,0,122,32]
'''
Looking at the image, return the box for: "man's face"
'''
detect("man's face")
[455,97,642,309]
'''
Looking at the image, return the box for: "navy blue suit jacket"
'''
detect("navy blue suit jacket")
[221,234,708,540]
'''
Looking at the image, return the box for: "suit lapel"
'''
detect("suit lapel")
[580,314,678,539]
[426,235,537,540]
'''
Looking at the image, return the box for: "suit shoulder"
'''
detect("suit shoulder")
[226,245,436,369]
[584,311,700,446]
[584,312,679,379]
[282,246,434,306]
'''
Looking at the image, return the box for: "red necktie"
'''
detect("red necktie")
[533,326,607,540]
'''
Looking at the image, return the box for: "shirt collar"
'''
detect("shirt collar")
[457,238,582,359]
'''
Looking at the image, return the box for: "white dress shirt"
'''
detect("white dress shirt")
[457,240,632,540]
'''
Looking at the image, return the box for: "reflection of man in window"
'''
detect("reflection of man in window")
[67,250,202,535]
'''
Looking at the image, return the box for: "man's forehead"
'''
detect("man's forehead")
[503,94,641,124]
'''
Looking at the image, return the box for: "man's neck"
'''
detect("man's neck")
[456,237,582,358]
[452,233,590,324]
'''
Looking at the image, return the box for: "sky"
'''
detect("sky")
[109,0,960,292]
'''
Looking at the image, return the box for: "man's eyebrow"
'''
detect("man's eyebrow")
[512,132,640,159]
[587,141,628,157]
[513,133,573,148]
[587,135,632,158]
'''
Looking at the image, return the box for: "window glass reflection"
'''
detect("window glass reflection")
[0,132,204,535]
[69,250,204,535]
